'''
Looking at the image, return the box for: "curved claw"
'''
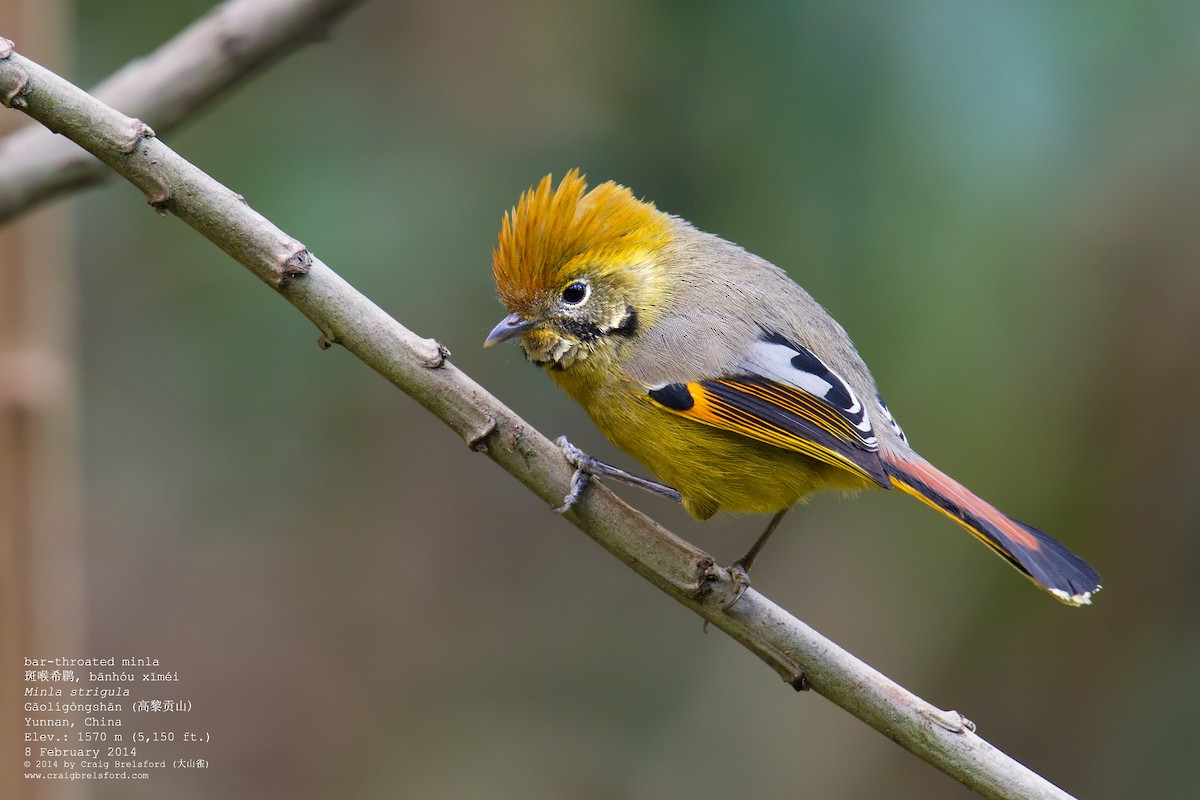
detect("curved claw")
[722,563,752,611]
[553,465,590,514]
[552,436,592,513]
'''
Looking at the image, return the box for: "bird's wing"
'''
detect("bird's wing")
[642,330,890,487]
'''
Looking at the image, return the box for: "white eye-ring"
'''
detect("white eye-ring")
[560,279,590,306]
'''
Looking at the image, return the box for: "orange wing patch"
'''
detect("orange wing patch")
[646,379,889,487]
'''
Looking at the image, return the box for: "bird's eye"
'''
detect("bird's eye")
[560,280,590,306]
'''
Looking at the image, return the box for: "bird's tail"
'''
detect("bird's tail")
[881,452,1101,606]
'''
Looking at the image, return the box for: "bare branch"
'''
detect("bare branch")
[0,0,366,225]
[0,41,1079,800]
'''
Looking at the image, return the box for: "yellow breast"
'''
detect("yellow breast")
[549,363,874,519]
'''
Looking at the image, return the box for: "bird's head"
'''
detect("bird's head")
[484,170,672,369]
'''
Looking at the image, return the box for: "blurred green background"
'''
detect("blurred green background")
[16,0,1200,797]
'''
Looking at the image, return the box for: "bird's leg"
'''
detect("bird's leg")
[724,507,790,610]
[552,435,682,514]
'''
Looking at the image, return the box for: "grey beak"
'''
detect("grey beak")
[484,312,538,348]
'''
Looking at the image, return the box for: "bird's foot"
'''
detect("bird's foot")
[553,437,594,514]
[722,560,752,611]
[551,435,682,514]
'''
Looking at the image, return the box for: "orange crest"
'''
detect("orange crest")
[492,170,671,312]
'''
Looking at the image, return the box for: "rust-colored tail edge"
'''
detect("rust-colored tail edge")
[882,454,1102,606]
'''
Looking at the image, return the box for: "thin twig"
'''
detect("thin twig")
[0,41,1079,800]
[0,0,366,225]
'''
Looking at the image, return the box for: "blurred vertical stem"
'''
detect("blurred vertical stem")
[0,42,1082,800]
[0,6,85,800]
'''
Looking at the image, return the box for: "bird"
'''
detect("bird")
[483,169,1101,606]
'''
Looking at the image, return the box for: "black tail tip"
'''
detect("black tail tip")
[1014,520,1102,606]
